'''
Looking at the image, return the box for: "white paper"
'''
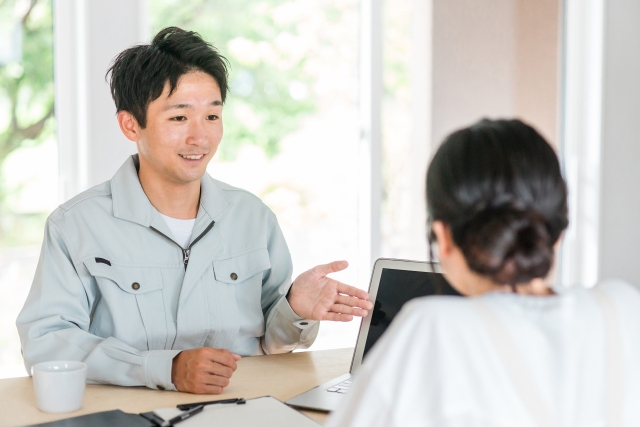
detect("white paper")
[152,397,319,427]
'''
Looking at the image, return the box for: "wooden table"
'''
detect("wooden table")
[0,348,353,427]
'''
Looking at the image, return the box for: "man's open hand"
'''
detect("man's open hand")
[287,261,374,321]
[171,348,241,394]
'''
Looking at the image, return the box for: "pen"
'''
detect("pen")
[165,404,204,426]
[177,397,246,411]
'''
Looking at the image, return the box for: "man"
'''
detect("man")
[17,27,372,394]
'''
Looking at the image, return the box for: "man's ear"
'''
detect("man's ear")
[432,221,454,258]
[117,111,141,142]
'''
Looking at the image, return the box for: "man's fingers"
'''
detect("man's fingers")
[335,294,372,310]
[336,283,373,308]
[203,348,238,371]
[330,303,369,318]
[206,362,234,379]
[202,372,231,388]
[323,312,354,322]
[314,260,349,276]
[173,347,239,394]
[192,361,234,392]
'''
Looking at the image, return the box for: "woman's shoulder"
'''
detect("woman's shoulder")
[591,279,640,320]
[395,295,483,330]
[594,279,640,299]
[393,280,640,330]
[554,279,640,314]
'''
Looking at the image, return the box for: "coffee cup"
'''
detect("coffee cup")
[31,361,87,413]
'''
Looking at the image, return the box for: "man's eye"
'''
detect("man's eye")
[207,115,219,120]
[170,116,187,121]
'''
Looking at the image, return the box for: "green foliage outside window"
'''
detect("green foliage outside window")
[0,0,54,246]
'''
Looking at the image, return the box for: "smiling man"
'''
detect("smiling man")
[16,27,373,394]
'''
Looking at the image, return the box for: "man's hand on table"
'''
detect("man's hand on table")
[171,348,241,394]
[287,261,374,321]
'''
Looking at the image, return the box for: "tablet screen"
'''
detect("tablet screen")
[362,268,460,357]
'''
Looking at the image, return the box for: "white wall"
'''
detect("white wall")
[432,0,516,147]
[54,0,148,200]
[559,0,604,287]
[431,0,559,148]
[598,0,640,285]
[560,0,640,288]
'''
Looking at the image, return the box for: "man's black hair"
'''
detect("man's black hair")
[106,27,229,128]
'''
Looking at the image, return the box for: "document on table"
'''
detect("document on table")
[152,396,320,427]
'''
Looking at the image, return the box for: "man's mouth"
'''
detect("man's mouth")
[179,154,204,160]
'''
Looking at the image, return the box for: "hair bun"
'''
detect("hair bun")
[458,208,554,285]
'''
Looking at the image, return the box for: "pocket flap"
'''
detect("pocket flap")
[83,258,163,294]
[213,248,271,284]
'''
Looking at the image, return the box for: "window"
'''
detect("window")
[0,0,56,378]
[380,0,429,261]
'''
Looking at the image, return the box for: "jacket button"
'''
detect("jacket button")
[230,273,238,281]
[131,282,140,290]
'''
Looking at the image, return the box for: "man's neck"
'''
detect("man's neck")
[137,164,200,220]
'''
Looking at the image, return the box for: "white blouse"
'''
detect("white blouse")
[326,280,640,427]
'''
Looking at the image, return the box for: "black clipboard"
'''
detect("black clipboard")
[24,409,155,426]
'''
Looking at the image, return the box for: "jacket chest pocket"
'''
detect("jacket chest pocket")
[84,258,168,351]
[207,248,272,349]
[212,248,272,285]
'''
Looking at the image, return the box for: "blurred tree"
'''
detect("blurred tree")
[0,0,55,244]
[151,0,318,159]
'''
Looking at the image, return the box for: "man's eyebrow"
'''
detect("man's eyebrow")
[163,100,222,111]
[163,103,191,111]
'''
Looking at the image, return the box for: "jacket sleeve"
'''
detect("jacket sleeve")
[16,218,181,390]
[260,211,319,354]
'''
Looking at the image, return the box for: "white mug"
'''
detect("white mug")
[31,361,87,413]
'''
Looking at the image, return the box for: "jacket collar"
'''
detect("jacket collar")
[110,154,232,229]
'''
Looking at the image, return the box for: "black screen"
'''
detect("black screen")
[362,268,461,357]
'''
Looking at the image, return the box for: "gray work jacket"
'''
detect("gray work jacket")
[16,155,318,390]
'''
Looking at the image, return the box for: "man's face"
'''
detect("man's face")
[136,71,223,185]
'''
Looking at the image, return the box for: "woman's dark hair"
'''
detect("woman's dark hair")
[426,119,569,286]
[106,27,229,128]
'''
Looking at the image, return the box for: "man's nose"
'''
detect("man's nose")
[186,119,208,145]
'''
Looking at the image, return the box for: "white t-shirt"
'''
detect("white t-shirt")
[159,213,195,249]
[326,280,640,427]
